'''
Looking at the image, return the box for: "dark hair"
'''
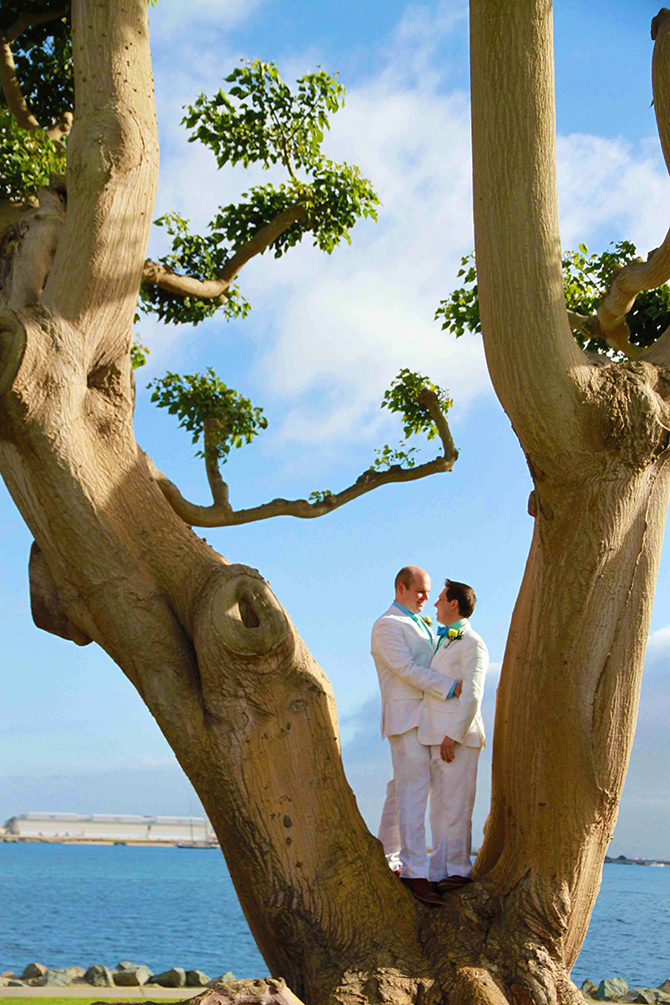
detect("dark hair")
[445,579,476,618]
[395,566,420,591]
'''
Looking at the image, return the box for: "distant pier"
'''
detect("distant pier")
[1,811,219,846]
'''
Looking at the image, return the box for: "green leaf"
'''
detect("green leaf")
[0,109,66,201]
[146,369,267,465]
[372,371,452,470]
[437,243,670,357]
[141,63,379,325]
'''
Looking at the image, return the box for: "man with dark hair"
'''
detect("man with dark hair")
[418,578,488,892]
[442,579,477,618]
[372,566,461,906]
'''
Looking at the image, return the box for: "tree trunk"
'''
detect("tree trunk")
[474,411,670,998]
[2,1,670,1004]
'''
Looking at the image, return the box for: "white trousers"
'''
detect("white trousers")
[377,779,402,872]
[382,728,480,880]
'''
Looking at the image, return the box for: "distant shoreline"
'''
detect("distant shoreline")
[0,837,219,848]
[604,855,670,867]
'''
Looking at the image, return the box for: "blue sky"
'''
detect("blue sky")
[1,0,670,861]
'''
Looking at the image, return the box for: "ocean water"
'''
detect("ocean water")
[0,844,668,986]
[0,843,265,978]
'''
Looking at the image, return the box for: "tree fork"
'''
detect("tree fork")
[0,309,445,1005]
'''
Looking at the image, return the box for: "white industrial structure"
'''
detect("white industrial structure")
[3,812,216,844]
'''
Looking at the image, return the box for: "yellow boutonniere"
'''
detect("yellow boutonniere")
[448,628,464,641]
[422,615,433,626]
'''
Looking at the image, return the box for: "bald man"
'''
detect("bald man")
[371,566,459,906]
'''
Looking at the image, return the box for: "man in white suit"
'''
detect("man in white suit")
[419,578,488,893]
[371,566,460,906]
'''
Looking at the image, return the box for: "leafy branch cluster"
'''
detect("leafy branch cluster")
[185,61,344,173]
[373,442,418,470]
[381,368,453,440]
[436,244,670,356]
[0,108,64,200]
[148,369,268,464]
[0,3,72,126]
[562,241,670,353]
[308,489,334,504]
[130,339,150,370]
[0,4,71,201]
[434,255,479,337]
[140,212,251,325]
[370,369,453,471]
[146,364,451,509]
[140,60,380,326]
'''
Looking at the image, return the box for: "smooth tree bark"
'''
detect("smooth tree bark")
[2,2,670,1004]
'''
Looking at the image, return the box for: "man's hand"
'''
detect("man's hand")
[454,680,463,698]
[440,734,456,763]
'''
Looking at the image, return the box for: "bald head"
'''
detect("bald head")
[394,566,431,614]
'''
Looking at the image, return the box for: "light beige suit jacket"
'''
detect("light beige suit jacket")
[371,605,457,740]
[417,620,488,748]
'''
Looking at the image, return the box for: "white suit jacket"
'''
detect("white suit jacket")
[371,604,456,740]
[418,620,488,748]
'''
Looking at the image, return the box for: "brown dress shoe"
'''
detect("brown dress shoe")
[400,877,448,905]
[436,875,473,894]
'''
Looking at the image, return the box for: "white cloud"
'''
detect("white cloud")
[647,626,670,652]
[252,70,485,446]
[557,132,670,252]
[149,0,261,40]
[486,661,502,681]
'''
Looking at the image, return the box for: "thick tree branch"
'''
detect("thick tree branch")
[142,204,305,301]
[0,6,69,132]
[652,8,670,173]
[0,38,40,130]
[597,236,670,356]
[45,110,73,148]
[0,199,38,234]
[4,6,68,45]
[43,0,159,345]
[147,453,456,528]
[0,33,71,149]
[1,186,65,309]
[470,0,585,457]
[566,306,642,358]
[144,390,458,528]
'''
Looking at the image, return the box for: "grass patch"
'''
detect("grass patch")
[5,999,188,1005]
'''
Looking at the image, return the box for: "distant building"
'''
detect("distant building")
[3,812,215,844]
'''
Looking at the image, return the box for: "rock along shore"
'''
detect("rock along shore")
[580,978,670,1003]
[0,962,236,990]
[3,966,669,1002]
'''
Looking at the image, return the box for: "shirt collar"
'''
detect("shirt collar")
[447,618,468,631]
[392,601,419,619]
[392,601,434,635]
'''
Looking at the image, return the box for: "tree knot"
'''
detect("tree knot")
[591,361,670,466]
[193,564,291,662]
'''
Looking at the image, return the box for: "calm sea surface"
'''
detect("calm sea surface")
[0,844,668,986]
